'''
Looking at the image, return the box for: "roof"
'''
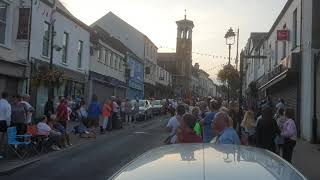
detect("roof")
[91,25,131,55]
[158,53,176,61]
[40,0,91,31]
[248,32,268,54]
[110,144,306,180]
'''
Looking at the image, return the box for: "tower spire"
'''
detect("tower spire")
[184,9,187,20]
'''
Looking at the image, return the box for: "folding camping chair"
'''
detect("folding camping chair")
[27,125,50,153]
[7,127,37,159]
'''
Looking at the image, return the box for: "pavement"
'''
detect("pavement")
[0,115,170,180]
[292,140,320,180]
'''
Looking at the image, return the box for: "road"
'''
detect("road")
[3,115,170,180]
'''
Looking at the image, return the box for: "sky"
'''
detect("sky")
[60,0,287,81]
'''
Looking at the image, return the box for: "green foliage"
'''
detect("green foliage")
[217,64,240,98]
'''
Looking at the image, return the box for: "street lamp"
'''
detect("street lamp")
[224,27,236,103]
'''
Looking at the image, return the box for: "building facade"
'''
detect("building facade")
[0,0,31,98]
[158,15,194,98]
[28,0,90,115]
[242,0,320,142]
[88,26,127,103]
[144,36,158,98]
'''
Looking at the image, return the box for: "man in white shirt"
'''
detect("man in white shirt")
[37,116,62,151]
[21,94,34,124]
[0,92,11,145]
[166,105,186,144]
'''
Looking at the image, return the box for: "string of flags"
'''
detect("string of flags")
[158,46,238,61]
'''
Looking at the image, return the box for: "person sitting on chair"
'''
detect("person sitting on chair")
[37,116,62,151]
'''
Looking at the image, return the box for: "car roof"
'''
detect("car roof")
[109,144,306,180]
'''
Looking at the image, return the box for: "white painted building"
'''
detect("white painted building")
[88,26,127,103]
[92,12,145,61]
[243,0,320,142]
[0,0,31,97]
[144,36,158,97]
[27,0,90,115]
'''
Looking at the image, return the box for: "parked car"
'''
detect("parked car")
[109,144,307,180]
[151,100,163,115]
[132,100,153,121]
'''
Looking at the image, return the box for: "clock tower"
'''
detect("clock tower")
[175,12,194,98]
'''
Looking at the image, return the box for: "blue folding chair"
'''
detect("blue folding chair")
[7,127,33,159]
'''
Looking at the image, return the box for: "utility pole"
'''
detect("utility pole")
[235,28,240,70]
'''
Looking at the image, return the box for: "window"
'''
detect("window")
[118,57,121,70]
[114,56,118,70]
[0,1,7,44]
[107,51,111,66]
[17,8,30,39]
[62,32,69,63]
[77,40,83,68]
[97,48,101,62]
[42,22,50,57]
[275,41,278,66]
[293,9,298,48]
[105,50,108,64]
[282,24,287,59]
[110,54,113,68]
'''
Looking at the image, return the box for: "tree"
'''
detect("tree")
[217,64,240,99]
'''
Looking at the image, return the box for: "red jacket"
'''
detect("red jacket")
[177,129,202,143]
[57,103,68,121]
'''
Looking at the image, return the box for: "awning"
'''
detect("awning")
[0,59,28,78]
[258,70,288,91]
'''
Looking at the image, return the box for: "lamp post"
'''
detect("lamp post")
[224,27,236,103]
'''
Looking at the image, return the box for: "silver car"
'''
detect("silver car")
[109,144,307,180]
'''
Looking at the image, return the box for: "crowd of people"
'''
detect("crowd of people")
[0,92,143,153]
[165,96,297,163]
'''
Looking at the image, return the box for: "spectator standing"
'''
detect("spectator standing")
[56,99,71,146]
[21,94,34,125]
[76,101,90,137]
[256,107,280,153]
[44,96,54,119]
[202,100,220,143]
[191,107,202,138]
[177,114,202,143]
[0,92,11,145]
[124,99,133,127]
[87,95,101,136]
[212,112,240,145]
[133,99,139,124]
[101,100,112,133]
[166,105,186,144]
[276,98,285,111]
[275,108,286,155]
[11,95,28,135]
[240,110,256,145]
[281,108,297,163]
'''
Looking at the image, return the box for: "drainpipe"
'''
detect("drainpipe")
[27,0,33,94]
[312,52,320,143]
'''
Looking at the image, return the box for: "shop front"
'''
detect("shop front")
[88,71,127,104]
[0,59,28,98]
[31,60,87,116]
[257,53,301,134]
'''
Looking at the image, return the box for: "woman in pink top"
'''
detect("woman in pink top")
[281,108,297,163]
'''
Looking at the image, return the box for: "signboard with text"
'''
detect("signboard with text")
[277,30,289,41]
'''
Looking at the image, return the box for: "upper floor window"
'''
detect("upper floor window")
[105,49,108,65]
[97,48,101,62]
[0,1,7,44]
[17,8,30,40]
[42,22,50,57]
[282,24,287,59]
[62,32,69,63]
[110,53,114,68]
[293,9,298,48]
[77,40,83,68]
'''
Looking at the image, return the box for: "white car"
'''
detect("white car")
[109,144,307,180]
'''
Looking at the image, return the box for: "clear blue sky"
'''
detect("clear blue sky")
[61,0,287,81]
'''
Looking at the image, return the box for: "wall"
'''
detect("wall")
[127,54,144,99]
[90,40,126,83]
[29,0,90,75]
[144,37,158,85]
[93,12,145,61]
